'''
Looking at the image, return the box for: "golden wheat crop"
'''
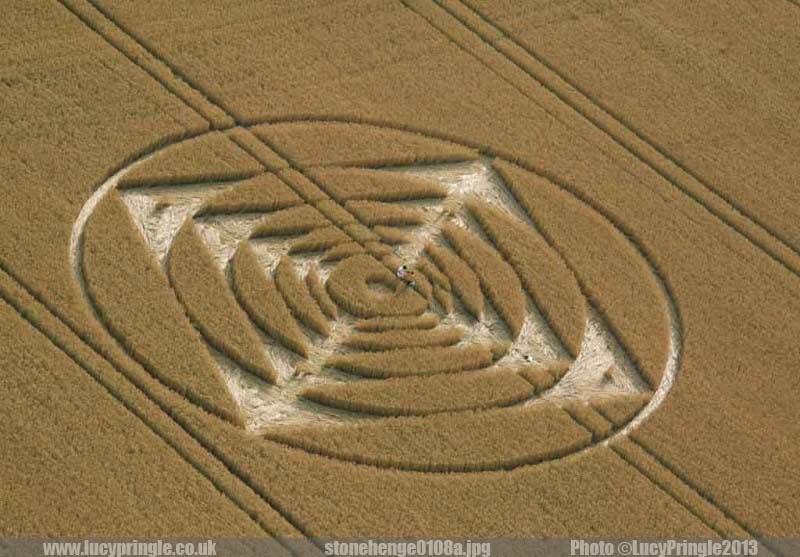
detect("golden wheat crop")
[288,226,350,254]
[417,255,451,291]
[314,199,357,227]
[564,401,614,441]
[196,173,302,216]
[311,167,447,202]
[229,244,308,357]
[517,360,571,393]
[168,222,275,383]
[254,122,478,167]
[119,133,262,189]
[592,394,651,428]
[344,223,381,243]
[251,204,330,237]
[10,0,800,538]
[371,225,410,245]
[324,254,427,318]
[305,263,338,320]
[277,168,329,202]
[432,285,454,314]
[442,223,525,338]
[321,242,365,262]
[342,327,463,351]
[274,257,330,337]
[467,200,585,356]
[364,241,394,258]
[81,193,241,422]
[0,299,267,537]
[345,200,425,226]
[228,128,288,172]
[353,314,440,332]
[425,244,483,318]
[265,402,591,471]
[325,345,493,378]
[301,368,533,416]
[495,161,669,389]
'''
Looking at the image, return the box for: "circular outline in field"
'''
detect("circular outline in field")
[70,120,682,472]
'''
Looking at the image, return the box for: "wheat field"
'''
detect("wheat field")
[1,0,799,548]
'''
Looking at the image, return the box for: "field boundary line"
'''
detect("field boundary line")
[414,0,800,280]
[244,114,799,309]
[0,265,307,548]
[26,0,793,541]
[70,0,800,286]
[565,414,734,537]
[58,0,234,130]
[2,245,762,543]
[83,0,238,128]
[47,0,423,536]
[50,1,326,544]
[71,0,430,294]
[606,437,747,538]
[501,154,764,541]
[563,411,749,540]
[444,0,800,268]
[629,434,784,554]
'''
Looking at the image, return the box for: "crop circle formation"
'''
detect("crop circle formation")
[71,120,680,472]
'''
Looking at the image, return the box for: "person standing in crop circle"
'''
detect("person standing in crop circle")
[396,264,417,288]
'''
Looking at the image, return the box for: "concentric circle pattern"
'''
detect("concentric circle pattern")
[72,121,679,472]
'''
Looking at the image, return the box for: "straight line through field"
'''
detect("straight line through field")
[234,129,436,302]
[51,0,326,547]
[54,0,424,541]
[30,0,788,545]
[0,265,303,548]
[82,0,237,129]
[429,0,800,282]
[562,408,729,537]
[625,437,784,556]
[68,0,425,287]
[404,0,783,542]
[57,0,214,129]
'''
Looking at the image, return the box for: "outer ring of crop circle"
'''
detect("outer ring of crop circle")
[70,118,682,473]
